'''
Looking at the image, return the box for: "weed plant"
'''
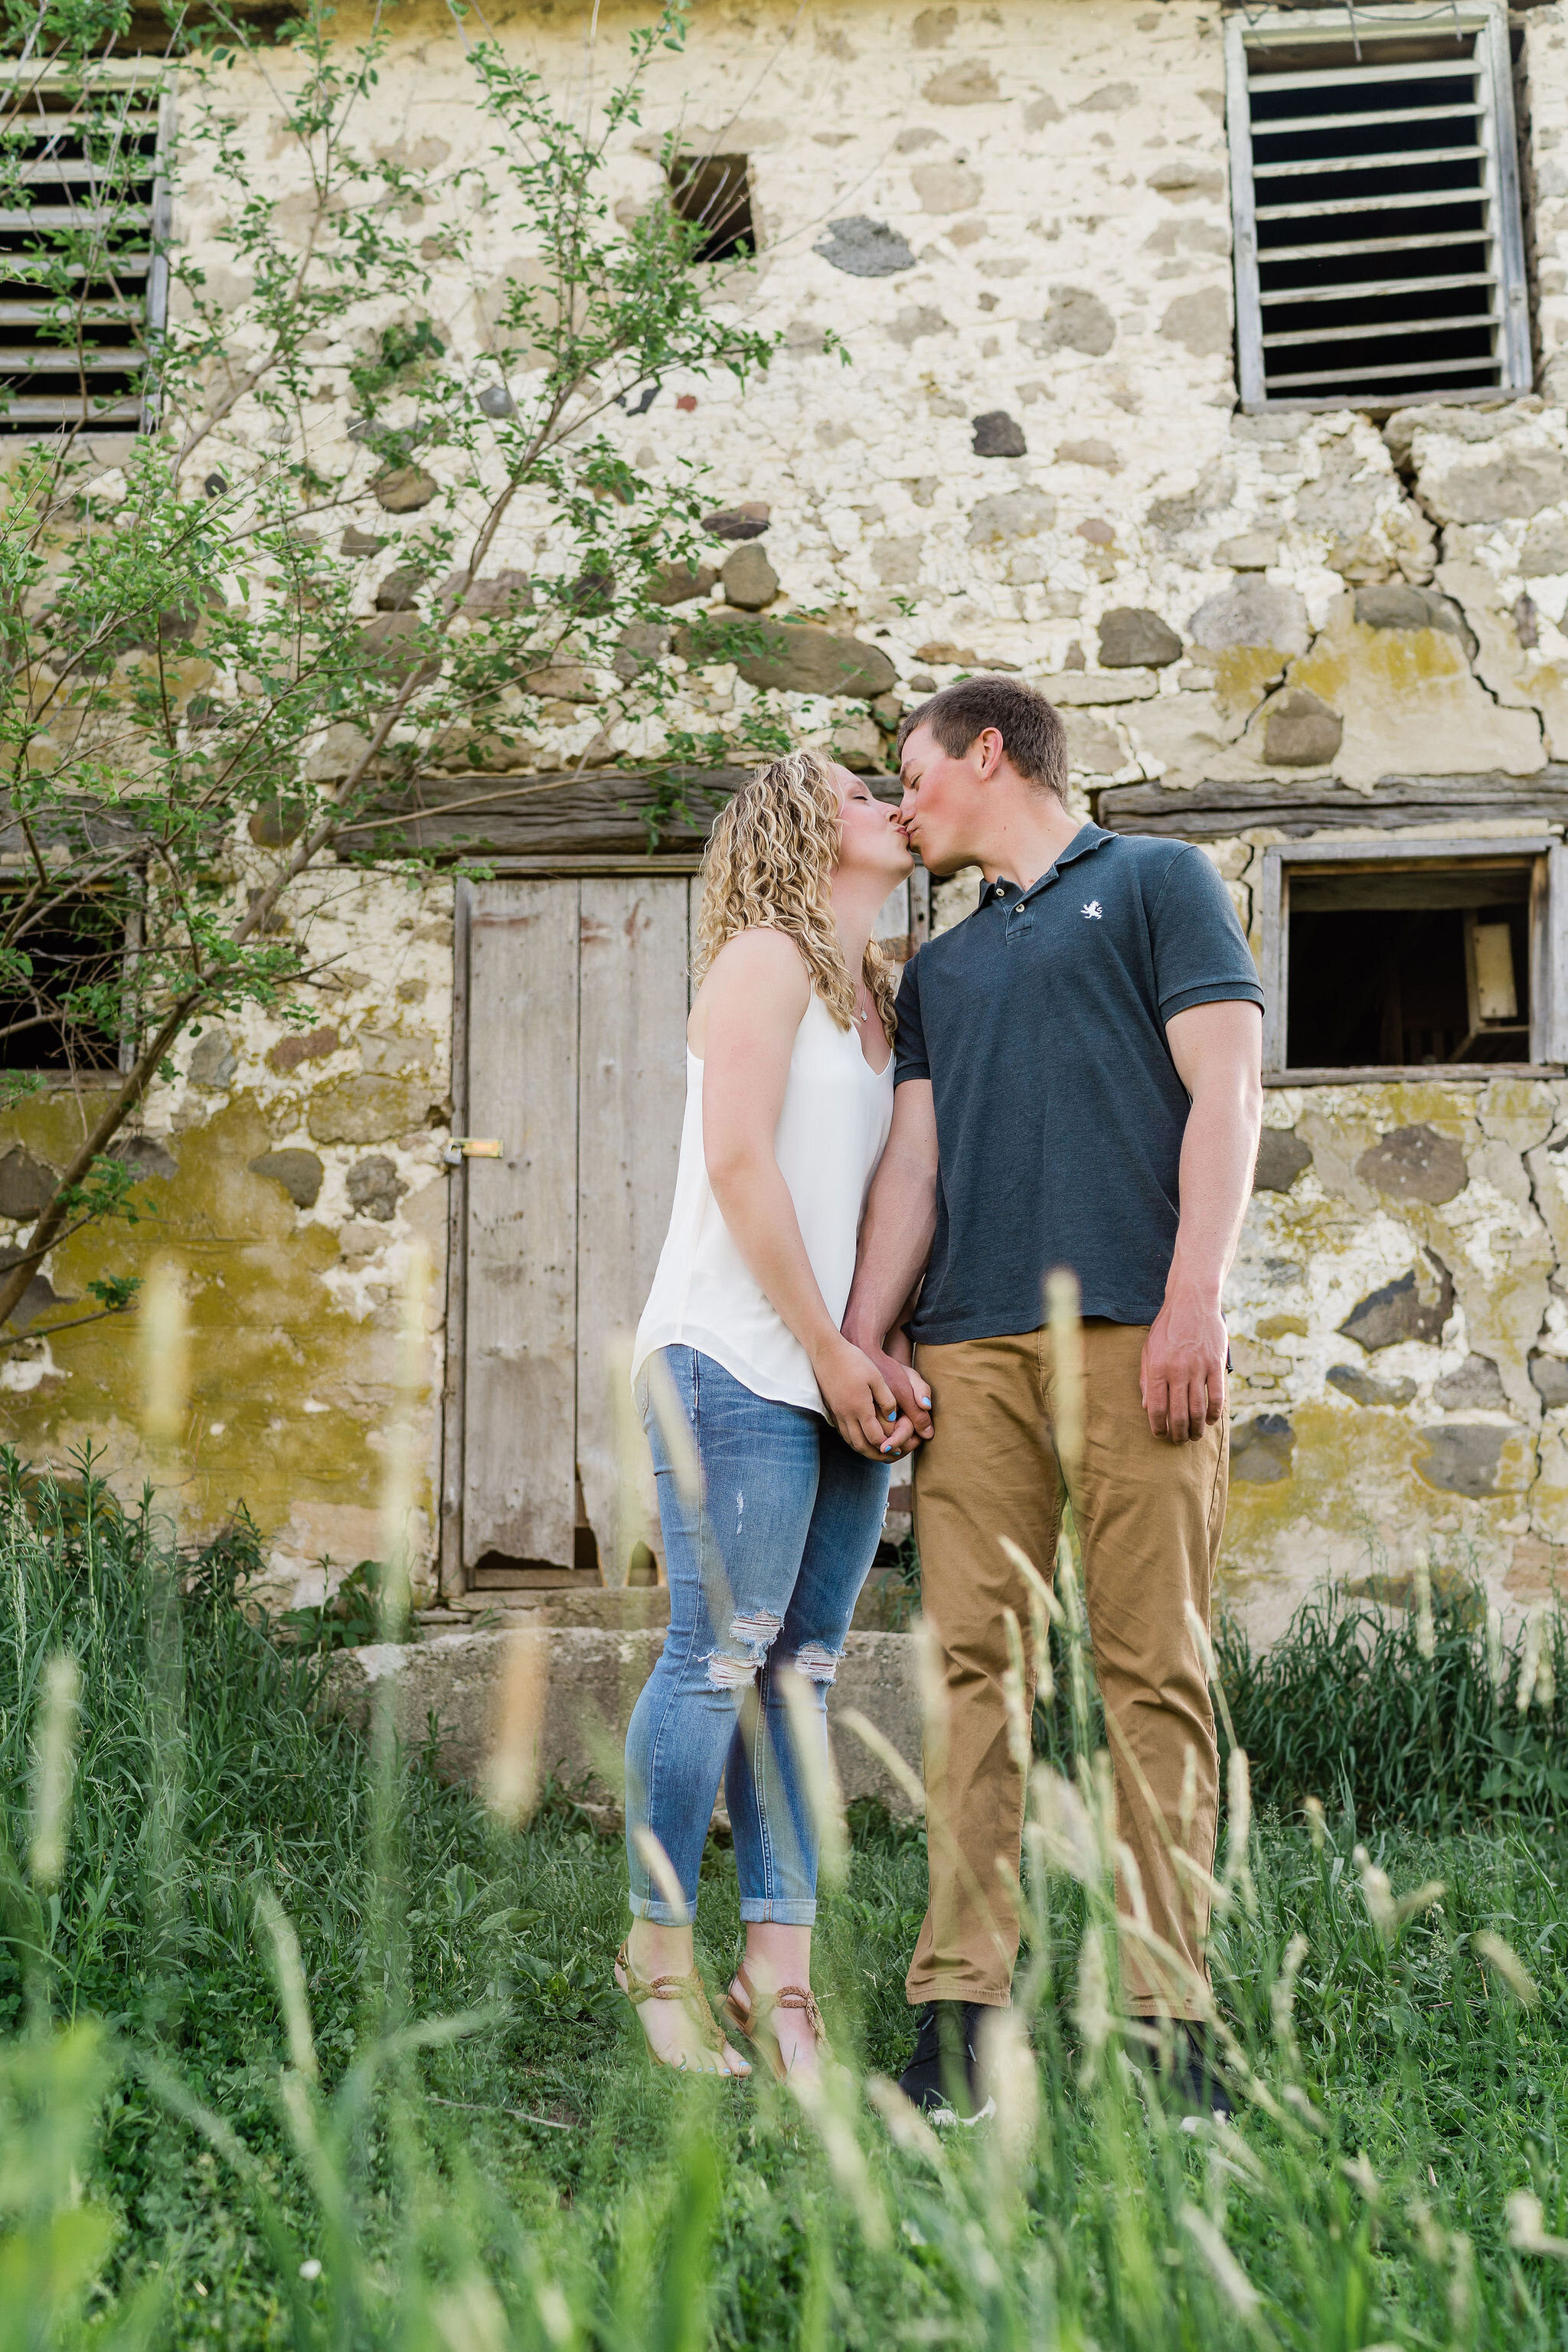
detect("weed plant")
[2,1450,1568,2348]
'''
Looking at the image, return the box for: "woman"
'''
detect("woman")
[617,749,920,2080]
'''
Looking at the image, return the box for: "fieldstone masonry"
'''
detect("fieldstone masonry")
[11,0,1568,1643]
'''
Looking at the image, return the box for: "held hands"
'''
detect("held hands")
[813,1331,933,1461]
[1140,1285,1227,1442]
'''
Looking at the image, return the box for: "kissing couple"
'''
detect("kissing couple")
[613,673,1264,2116]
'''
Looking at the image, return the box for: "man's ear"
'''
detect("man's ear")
[974,727,1005,782]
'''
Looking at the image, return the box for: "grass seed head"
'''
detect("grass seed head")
[1001,1606,1031,1776]
[1354,1844,1396,1941]
[1517,1612,1544,1717]
[1474,1929,1540,2007]
[1045,1267,1083,1481]
[1269,1930,1308,2066]
[1178,2204,1260,2316]
[642,1348,704,1513]
[777,1663,849,1890]
[1030,1763,1101,1883]
[630,1826,689,1924]
[978,2004,1038,2168]
[28,1651,80,1893]
[1072,1923,1112,2086]
[138,1258,189,1450]
[482,1632,547,1828]
[1412,1555,1435,1661]
[1508,2191,1568,2259]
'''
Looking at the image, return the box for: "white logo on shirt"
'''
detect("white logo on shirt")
[1082,900,1102,920]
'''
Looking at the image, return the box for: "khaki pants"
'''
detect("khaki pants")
[906,1320,1225,2018]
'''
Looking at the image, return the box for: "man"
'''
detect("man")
[844,675,1263,2122]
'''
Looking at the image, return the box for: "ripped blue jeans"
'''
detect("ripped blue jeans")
[626,1345,890,1926]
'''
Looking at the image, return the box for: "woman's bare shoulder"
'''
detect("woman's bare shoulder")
[691,927,810,1053]
[705,926,812,992]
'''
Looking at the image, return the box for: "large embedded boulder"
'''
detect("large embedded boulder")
[972,410,1026,457]
[249,1148,325,1210]
[0,1148,55,1220]
[1328,1364,1416,1407]
[720,543,780,610]
[1433,1354,1507,1411]
[372,466,439,514]
[1098,608,1181,669]
[1230,1413,1294,1483]
[678,619,896,698]
[1253,1129,1312,1193]
[1020,286,1116,357]
[967,489,1055,546]
[1190,578,1311,660]
[1263,688,1342,767]
[1338,1253,1455,1352]
[1355,1124,1468,1207]
[1415,1424,1514,1498]
[813,217,915,276]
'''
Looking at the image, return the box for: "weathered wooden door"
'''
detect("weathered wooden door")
[449,874,692,1586]
[446,867,920,1591]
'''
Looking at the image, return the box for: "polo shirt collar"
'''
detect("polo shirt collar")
[977,822,1113,910]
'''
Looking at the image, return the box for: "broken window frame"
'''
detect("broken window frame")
[665,152,756,266]
[1260,835,1568,1080]
[0,56,175,436]
[1226,1,1532,414]
[0,860,140,1079]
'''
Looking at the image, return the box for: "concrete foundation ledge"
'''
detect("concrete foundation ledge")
[321,1626,924,1822]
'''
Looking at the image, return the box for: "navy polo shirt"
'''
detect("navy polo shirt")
[894,824,1264,1340]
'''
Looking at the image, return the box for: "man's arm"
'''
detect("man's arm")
[842,1079,939,1445]
[1141,999,1263,1443]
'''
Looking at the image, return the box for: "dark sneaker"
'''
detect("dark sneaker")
[1166,2023,1235,2126]
[897,2001,998,2126]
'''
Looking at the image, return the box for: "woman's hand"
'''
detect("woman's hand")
[811,1332,904,1458]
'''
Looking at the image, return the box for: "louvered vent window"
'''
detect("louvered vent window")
[0,63,171,433]
[1227,5,1530,410]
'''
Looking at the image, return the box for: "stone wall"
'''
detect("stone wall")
[1,871,454,1611]
[11,0,1568,1628]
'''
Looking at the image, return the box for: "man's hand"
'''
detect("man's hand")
[858,1322,933,1457]
[1141,1285,1227,1442]
[1149,998,1262,1444]
[813,1332,909,1459]
[841,1080,939,1455]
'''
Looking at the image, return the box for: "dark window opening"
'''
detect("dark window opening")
[0,894,123,1070]
[667,153,754,263]
[1286,863,1532,1070]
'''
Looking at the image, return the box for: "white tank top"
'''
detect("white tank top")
[632,991,895,1416]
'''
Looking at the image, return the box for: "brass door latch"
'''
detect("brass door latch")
[443,1137,504,1166]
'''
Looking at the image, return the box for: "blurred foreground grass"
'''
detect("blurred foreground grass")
[3,1452,1567,2349]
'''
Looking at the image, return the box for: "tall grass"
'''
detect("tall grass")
[2,1450,1568,2348]
[1217,1580,1567,1825]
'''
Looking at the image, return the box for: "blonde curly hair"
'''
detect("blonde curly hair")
[693,750,899,1041]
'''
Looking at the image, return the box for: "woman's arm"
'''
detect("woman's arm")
[700,929,900,1456]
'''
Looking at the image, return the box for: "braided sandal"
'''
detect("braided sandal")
[723,1962,831,2082]
[613,1939,744,2073]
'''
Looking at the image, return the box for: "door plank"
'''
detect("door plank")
[463,881,580,1570]
[577,879,691,1583]
[439,879,473,1596]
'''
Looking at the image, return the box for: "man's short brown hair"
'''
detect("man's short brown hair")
[896,675,1067,798]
